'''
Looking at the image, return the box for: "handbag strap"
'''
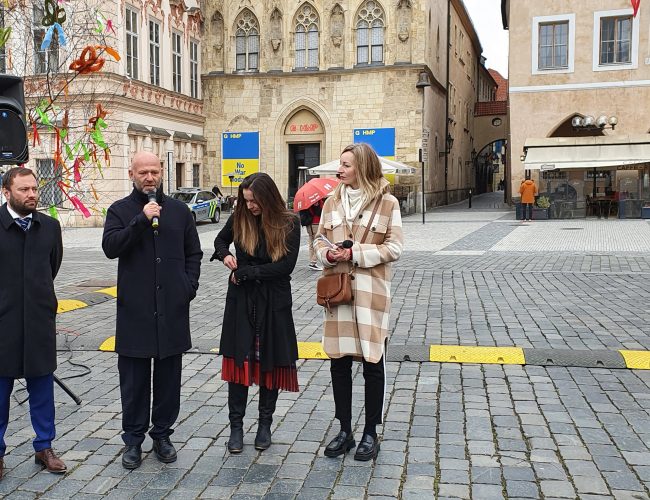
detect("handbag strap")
[360,197,382,244]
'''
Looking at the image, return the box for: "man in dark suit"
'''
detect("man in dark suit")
[0,167,66,480]
[102,152,202,469]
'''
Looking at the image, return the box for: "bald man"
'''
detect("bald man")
[102,152,202,469]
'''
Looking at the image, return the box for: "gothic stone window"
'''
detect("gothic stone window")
[235,9,259,71]
[294,3,319,69]
[356,0,385,64]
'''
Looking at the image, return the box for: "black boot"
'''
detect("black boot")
[227,383,248,454]
[255,386,278,451]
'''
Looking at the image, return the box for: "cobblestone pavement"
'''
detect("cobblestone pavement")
[3,192,650,499]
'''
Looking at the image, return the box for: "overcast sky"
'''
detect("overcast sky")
[463,0,509,77]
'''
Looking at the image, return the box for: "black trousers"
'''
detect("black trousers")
[330,355,386,429]
[118,354,182,446]
[522,203,533,220]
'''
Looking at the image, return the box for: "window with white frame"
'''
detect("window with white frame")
[356,1,384,65]
[235,9,259,71]
[600,16,631,64]
[532,14,575,75]
[172,31,182,93]
[593,9,638,71]
[149,20,160,86]
[538,22,568,69]
[125,7,138,79]
[294,4,319,69]
[190,40,199,98]
[33,4,59,73]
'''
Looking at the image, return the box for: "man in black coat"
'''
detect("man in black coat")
[0,167,66,480]
[102,151,202,469]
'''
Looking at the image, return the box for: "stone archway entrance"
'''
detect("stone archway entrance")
[284,109,324,199]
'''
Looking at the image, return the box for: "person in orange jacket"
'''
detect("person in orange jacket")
[519,176,538,221]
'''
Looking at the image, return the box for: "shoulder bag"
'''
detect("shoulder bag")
[316,197,381,311]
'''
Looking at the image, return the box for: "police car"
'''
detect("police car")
[170,188,222,224]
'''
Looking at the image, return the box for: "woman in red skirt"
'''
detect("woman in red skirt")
[211,173,300,453]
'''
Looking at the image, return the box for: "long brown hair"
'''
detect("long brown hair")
[233,172,295,261]
[333,143,388,201]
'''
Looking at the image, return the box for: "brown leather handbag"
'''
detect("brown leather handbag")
[316,198,381,310]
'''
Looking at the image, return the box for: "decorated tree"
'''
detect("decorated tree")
[1,0,121,222]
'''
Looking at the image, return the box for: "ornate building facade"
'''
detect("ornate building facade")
[202,0,461,207]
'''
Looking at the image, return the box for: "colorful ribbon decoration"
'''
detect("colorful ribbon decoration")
[0,27,11,49]
[95,11,116,35]
[42,0,66,26]
[631,0,641,17]
[69,45,119,74]
[40,23,67,51]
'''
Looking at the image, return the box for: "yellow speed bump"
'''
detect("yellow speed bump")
[430,345,525,365]
[619,350,650,370]
[95,286,117,298]
[57,299,88,314]
[99,336,116,352]
[298,341,329,359]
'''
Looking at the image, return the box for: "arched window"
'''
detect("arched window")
[356,1,385,64]
[294,4,319,69]
[235,9,259,71]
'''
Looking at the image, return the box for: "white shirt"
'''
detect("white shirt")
[6,204,33,230]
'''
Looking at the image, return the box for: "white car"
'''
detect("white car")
[170,188,222,224]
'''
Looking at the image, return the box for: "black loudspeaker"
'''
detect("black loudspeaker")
[0,75,28,165]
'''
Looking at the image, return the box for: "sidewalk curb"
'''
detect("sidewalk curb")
[94,338,650,370]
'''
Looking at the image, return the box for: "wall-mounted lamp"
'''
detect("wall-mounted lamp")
[438,133,454,157]
[572,114,618,131]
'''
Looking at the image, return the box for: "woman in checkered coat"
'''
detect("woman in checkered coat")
[314,143,404,461]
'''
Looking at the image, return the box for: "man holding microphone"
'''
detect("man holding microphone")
[102,152,202,469]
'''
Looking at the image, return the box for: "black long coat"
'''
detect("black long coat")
[0,204,62,378]
[212,215,300,372]
[102,188,202,359]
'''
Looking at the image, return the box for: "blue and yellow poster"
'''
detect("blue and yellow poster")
[353,128,395,160]
[221,132,260,188]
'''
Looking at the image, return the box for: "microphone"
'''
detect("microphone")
[147,190,159,228]
[335,173,341,179]
[339,240,353,249]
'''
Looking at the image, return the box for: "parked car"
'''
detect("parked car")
[170,187,222,223]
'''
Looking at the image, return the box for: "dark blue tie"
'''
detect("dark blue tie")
[15,217,30,231]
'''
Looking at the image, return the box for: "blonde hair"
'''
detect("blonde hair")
[333,143,388,201]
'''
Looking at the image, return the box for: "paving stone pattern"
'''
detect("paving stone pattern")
[3,193,650,498]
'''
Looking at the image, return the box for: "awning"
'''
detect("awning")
[523,135,650,170]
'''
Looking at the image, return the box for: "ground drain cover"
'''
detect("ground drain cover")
[561,227,584,230]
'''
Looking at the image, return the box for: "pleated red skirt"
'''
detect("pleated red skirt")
[221,357,299,392]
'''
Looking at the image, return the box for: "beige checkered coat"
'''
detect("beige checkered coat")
[314,188,403,363]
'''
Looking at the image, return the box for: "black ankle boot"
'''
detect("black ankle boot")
[227,426,244,454]
[254,423,272,450]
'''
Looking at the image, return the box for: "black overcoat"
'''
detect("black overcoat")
[0,204,62,378]
[102,188,202,359]
[212,214,300,372]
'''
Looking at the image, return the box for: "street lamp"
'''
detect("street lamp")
[438,133,454,157]
[416,71,431,224]
[572,114,618,131]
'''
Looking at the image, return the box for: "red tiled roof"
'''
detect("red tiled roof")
[475,100,508,116]
[488,69,509,101]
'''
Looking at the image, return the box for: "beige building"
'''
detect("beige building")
[2,0,206,226]
[202,0,493,208]
[503,0,650,218]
